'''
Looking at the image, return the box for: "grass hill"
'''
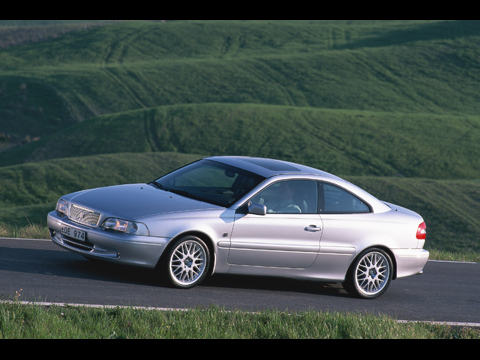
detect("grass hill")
[0,20,479,254]
[0,21,119,51]
[0,21,112,27]
[2,103,480,179]
[2,20,480,145]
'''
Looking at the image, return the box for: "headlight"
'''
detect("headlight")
[102,218,149,236]
[56,199,69,216]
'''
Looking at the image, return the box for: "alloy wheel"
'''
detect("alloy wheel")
[168,239,208,288]
[354,251,391,297]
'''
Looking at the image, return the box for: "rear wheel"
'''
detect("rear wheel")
[164,236,210,289]
[343,248,392,299]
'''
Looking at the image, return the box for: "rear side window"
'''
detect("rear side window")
[319,183,371,214]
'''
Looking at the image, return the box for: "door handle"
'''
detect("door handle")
[304,225,322,232]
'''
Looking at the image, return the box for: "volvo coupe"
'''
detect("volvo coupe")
[47,156,428,299]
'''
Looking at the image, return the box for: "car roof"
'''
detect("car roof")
[207,156,341,180]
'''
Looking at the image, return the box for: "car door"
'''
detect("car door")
[228,180,322,268]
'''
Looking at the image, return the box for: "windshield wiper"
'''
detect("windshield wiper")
[149,181,168,191]
[168,188,199,199]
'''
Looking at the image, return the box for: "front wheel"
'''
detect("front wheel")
[343,248,392,299]
[164,236,210,289]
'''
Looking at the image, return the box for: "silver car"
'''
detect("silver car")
[47,156,429,299]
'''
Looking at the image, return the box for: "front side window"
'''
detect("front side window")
[320,183,370,214]
[154,160,265,207]
[250,180,318,214]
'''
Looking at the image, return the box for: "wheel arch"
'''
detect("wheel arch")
[156,230,216,277]
[348,245,398,281]
[342,245,397,299]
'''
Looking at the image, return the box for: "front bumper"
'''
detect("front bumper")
[47,211,169,268]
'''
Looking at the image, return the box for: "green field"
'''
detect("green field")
[1,20,479,254]
[1,303,478,339]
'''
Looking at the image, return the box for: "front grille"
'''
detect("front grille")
[69,204,101,227]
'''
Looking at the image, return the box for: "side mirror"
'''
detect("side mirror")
[248,202,266,216]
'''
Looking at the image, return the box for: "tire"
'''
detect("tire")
[343,248,393,299]
[164,236,210,289]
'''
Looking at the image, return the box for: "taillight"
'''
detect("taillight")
[416,222,426,240]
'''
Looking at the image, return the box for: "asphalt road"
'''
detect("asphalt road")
[1,238,479,324]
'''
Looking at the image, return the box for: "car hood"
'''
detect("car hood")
[64,184,222,220]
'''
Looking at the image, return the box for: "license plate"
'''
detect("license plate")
[61,226,86,242]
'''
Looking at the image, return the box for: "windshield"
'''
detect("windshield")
[152,159,266,207]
